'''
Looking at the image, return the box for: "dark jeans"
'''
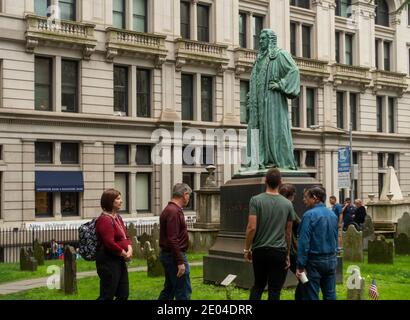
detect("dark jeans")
[289,252,303,301]
[249,247,288,300]
[95,248,129,300]
[301,253,337,300]
[158,251,192,300]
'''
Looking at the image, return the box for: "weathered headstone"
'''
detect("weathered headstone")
[33,240,45,266]
[20,248,38,271]
[347,277,365,300]
[151,223,160,243]
[139,232,152,248]
[60,265,65,291]
[144,241,164,277]
[368,235,394,264]
[63,246,77,295]
[154,239,160,256]
[397,212,410,238]
[127,223,137,240]
[133,237,144,259]
[362,215,375,251]
[394,233,410,255]
[343,225,363,262]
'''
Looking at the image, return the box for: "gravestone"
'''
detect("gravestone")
[60,265,65,291]
[33,240,45,266]
[397,212,410,238]
[154,239,160,256]
[151,223,160,243]
[133,237,144,259]
[127,223,137,240]
[63,246,77,295]
[362,215,375,251]
[144,241,164,277]
[343,225,363,262]
[368,235,394,264]
[394,233,410,255]
[347,278,365,300]
[139,232,152,248]
[19,248,38,271]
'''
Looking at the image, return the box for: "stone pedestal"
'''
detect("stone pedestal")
[203,171,343,289]
[193,188,220,230]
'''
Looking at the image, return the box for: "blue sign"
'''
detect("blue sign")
[338,147,351,188]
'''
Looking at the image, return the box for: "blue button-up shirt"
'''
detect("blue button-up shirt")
[297,203,338,269]
[331,203,343,219]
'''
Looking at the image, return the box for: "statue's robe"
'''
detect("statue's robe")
[246,47,300,170]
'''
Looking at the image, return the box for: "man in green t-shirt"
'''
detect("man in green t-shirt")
[244,168,296,300]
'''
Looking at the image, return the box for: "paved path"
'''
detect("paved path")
[0,262,203,295]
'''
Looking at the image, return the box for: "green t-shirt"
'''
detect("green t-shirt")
[249,193,296,250]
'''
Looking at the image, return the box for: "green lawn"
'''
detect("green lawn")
[0,252,205,285]
[1,254,410,300]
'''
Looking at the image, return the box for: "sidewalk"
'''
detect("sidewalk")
[0,262,203,295]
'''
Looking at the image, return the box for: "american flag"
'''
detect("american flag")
[369,279,379,300]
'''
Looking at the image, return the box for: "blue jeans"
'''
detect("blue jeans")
[158,251,192,300]
[301,254,337,300]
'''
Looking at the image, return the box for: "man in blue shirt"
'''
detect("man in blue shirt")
[296,186,338,300]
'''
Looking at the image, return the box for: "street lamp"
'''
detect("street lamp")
[309,122,354,201]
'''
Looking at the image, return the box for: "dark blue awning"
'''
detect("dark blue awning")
[35,171,84,192]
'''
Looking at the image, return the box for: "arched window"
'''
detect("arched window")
[375,0,390,27]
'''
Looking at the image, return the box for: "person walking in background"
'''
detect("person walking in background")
[244,169,296,300]
[158,183,193,300]
[329,195,344,251]
[278,183,302,300]
[342,198,356,231]
[296,186,338,300]
[354,199,367,230]
[96,188,132,300]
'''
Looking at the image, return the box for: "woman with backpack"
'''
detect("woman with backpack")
[96,188,132,300]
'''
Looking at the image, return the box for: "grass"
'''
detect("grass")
[1,253,410,300]
[0,252,206,285]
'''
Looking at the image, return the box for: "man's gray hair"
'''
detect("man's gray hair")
[172,183,192,198]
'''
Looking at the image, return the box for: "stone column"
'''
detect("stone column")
[160,63,180,121]
[312,0,335,61]
[191,0,198,41]
[54,56,62,113]
[268,0,289,50]
[356,1,377,68]
[222,70,237,125]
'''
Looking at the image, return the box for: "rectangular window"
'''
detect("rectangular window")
[408,4,410,26]
[305,151,316,167]
[302,25,311,58]
[61,192,79,216]
[337,91,345,129]
[181,74,194,120]
[253,16,264,50]
[387,153,395,168]
[291,95,300,127]
[182,172,195,210]
[290,0,310,9]
[60,143,79,164]
[133,0,147,32]
[61,60,78,113]
[384,41,391,71]
[136,68,151,117]
[136,145,152,165]
[114,173,128,212]
[335,0,352,18]
[293,150,301,167]
[136,173,151,212]
[375,39,380,69]
[201,146,215,165]
[180,1,190,39]
[113,0,125,29]
[115,145,129,165]
[239,12,247,48]
[376,96,383,132]
[378,153,384,168]
[378,172,384,196]
[35,57,52,111]
[345,34,353,65]
[335,31,341,63]
[35,142,53,164]
[306,88,315,127]
[35,192,53,216]
[350,93,358,131]
[201,76,213,122]
[35,0,51,17]
[388,97,395,133]
[60,0,76,21]
[197,4,209,42]
[240,80,249,124]
[290,22,297,56]
[114,66,128,115]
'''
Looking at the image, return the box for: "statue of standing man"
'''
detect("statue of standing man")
[244,29,300,171]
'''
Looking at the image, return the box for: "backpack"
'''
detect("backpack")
[78,217,99,261]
